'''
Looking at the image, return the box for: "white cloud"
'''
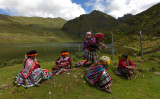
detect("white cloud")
[0,0,86,20]
[85,0,160,18]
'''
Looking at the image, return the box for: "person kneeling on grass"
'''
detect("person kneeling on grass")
[115,54,136,79]
[15,50,51,88]
[52,51,72,75]
[86,56,112,93]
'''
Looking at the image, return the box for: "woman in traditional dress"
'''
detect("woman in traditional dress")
[15,50,51,88]
[83,33,108,65]
[115,54,135,79]
[52,51,72,75]
[86,56,112,93]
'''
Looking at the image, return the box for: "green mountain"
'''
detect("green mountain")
[0,14,74,43]
[62,3,160,47]
[62,10,120,39]
[113,3,160,51]
[114,3,160,36]
[0,3,160,46]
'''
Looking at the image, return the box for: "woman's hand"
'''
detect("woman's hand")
[99,42,108,51]
[98,47,101,51]
[127,66,135,70]
[104,46,108,51]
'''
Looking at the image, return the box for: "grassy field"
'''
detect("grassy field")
[0,14,77,43]
[114,35,160,57]
[0,52,160,99]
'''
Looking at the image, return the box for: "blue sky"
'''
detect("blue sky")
[72,0,92,13]
[0,0,159,20]
[0,9,12,15]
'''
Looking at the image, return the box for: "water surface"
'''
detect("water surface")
[0,42,137,66]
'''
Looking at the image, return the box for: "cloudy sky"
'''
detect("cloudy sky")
[0,0,159,20]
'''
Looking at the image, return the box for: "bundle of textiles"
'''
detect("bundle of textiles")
[75,60,88,68]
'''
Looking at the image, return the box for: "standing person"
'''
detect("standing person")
[82,31,92,66]
[115,54,135,79]
[83,33,108,65]
[86,56,112,93]
[15,50,51,88]
[52,51,72,75]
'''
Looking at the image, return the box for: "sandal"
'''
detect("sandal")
[105,87,112,93]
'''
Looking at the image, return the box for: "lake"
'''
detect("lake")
[0,42,137,66]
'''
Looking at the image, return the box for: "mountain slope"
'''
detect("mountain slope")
[126,3,160,36]
[62,10,120,39]
[112,3,160,50]
[0,14,74,43]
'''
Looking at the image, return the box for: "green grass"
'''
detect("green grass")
[0,32,75,43]
[0,14,77,43]
[0,52,160,99]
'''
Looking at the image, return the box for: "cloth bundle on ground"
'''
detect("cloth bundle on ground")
[75,60,88,67]
[86,56,112,91]
[15,50,51,88]
[52,51,72,75]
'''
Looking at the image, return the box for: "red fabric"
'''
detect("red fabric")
[68,58,72,66]
[55,57,72,67]
[118,58,135,68]
[94,33,104,39]
[33,62,40,70]
[56,57,61,65]
[21,60,36,79]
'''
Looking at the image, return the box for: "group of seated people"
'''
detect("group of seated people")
[15,50,72,88]
[15,50,135,93]
[85,54,135,93]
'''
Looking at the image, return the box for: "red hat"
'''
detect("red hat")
[94,33,104,39]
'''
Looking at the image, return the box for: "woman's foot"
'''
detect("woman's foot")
[105,87,112,93]
[129,76,132,79]
[35,84,40,87]
[127,76,130,79]
[17,84,20,87]
[127,76,132,79]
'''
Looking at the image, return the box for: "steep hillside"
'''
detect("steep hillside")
[126,3,160,36]
[112,3,160,51]
[62,10,120,39]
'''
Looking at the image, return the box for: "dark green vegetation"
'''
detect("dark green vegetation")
[0,15,74,43]
[63,3,160,53]
[0,51,160,99]
[63,10,120,39]
[113,3,160,51]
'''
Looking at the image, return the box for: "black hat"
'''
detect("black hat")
[61,50,69,53]
[122,54,128,58]
[26,50,38,56]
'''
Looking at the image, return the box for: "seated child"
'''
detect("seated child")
[115,54,136,79]
[52,51,72,75]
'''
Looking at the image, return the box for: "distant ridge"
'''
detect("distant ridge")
[62,10,120,38]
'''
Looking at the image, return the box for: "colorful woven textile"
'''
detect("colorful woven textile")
[83,48,98,61]
[86,62,112,89]
[99,56,111,65]
[75,60,86,67]
[15,68,51,88]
